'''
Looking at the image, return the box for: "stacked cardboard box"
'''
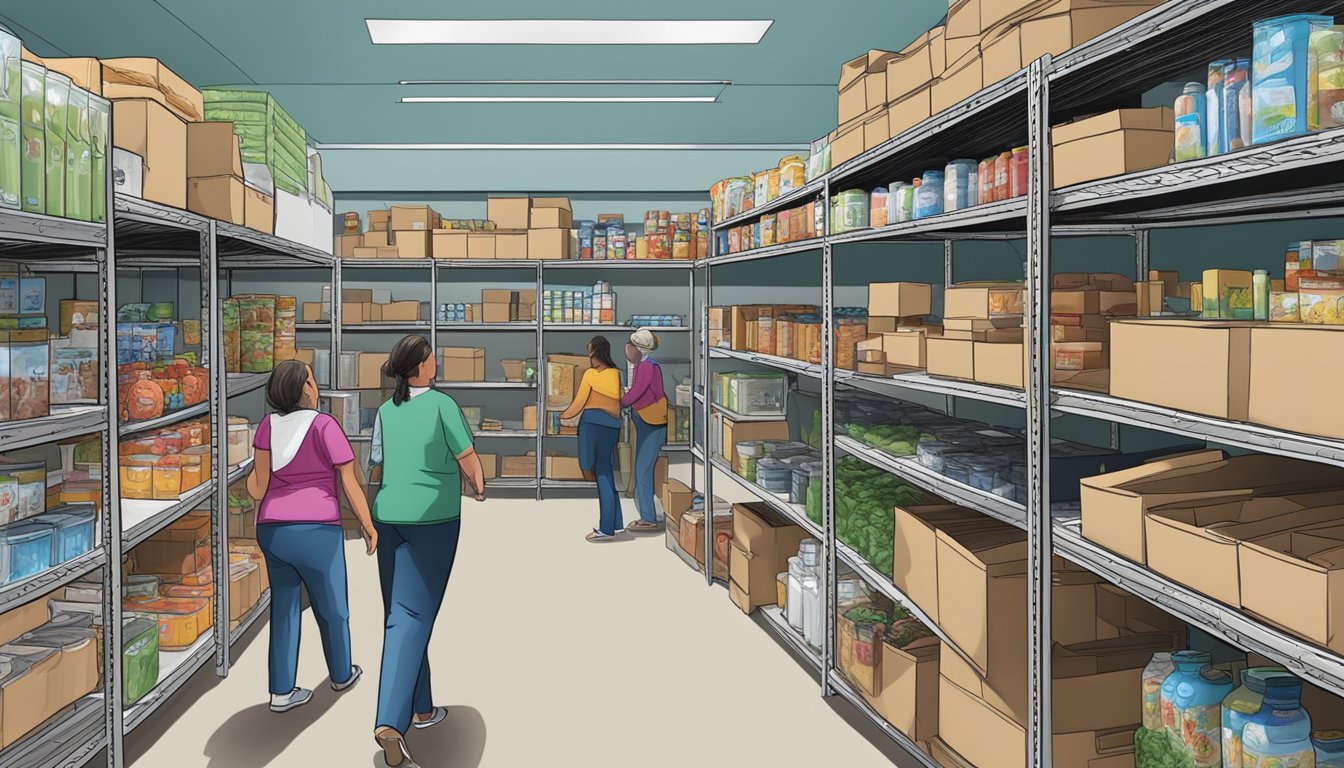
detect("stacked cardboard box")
[1047,272,1136,392]
[928,282,1026,387]
[0,596,100,748]
[1051,107,1175,188]
[322,287,420,325]
[728,502,811,613]
[185,122,245,225]
[478,288,537,324]
[855,282,938,375]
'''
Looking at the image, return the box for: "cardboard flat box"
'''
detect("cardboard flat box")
[1079,450,1344,565]
[500,454,535,478]
[662,479,694,526]
[869,282,933,318]
[101,57,204,122]
[719,417,791,469]
[927,337,976,380]
[467,233,496,260]
[945,283,1025,319]
[1250,325,1344,439]
[112,99,186,209]
[432,230,468,260]
[394,230,432,259]
[1052,107,1175,188]
[1241,523,1344,652]
[482,303,512,324]
[531,198,573,229]
[728,502,811,613]
[487,196,530,230]
[973,339,1027,389]
[186,122,242,179]
[441,347,486,382]
[187,175,245,225]
[932,47,984,114]
[888,86,933,136]
[1109,319,1251,421]
[881,329,931,369]
[544,454,585,481]
[381,301,419,323]
[389,205,438,232]
[495,232,528,261]
[243,186,274,235]
[362,229,391,247]
[528,228,571,261]
[893,505,986,622]
[862,637,941,743]
[1054,341,1108,372]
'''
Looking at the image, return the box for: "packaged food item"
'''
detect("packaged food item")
[1311,23,1344,130]
[994,151,1011,201]
[19,62,44,214]
[1010,146,1029,198]
[1253,269,1270,321]
[1175,82,1207,161]
[1270,290,1301,322]
[7,331,49,420]
[1317,731,1344,767]
[868,187,889,228]
[1143,652,1175,732]
[894,181,916,223]
[119,455,155,500]
[1202,269,1254,319]
[1223,58,1252,151]
[943,160,976,213]
[1253,14,1335,144]
[1223,668,1294,768]
[778,155,805,193]
[1299,284,1344,324]
[0,31,17,211]
[1240,676,1314,768]
[913,171,944,219]
[1207,60,1231,156]
[979,158,996,203]
[833,189,869,233]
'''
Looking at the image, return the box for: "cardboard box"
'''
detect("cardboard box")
[243,186,274,235]
[1052,107,1175,188]
[545,353,590,409]
[893,505,985,622]
[680,509,732,577]
[301,302,323,324]
[662,479,695,526]
[441,347,486,382]
[334,234,362,258]
[1201,269,1253,319]
[477,453,498,481]
[500,454,535,478]
[945,283,1025,319]
[355,352,388,389]
[112,99,186,209]
[134,516,209,575]
[487,196,530,230]
[530,198,573,229]
[930,737,975,768]
[42,57,100,94]
[981,24,1028,85]
[728,502,811,614]
[186,122,242,179]
[840,49,900,91]
[432,230,469,260]
[1022,4,1160,67]
[863,638,941,743]
[1146,495,1344,608]
[830,119,867,168]
[187,175,245,225]
[381,301,420,323]
[888,86,933,136]
[544,454,585,481]
[467,233,496,260]
[528,228,571,261]
[482,303,512,324]
[1109,319,1251,421]
[887,30,945,103]
[974,339,1027,389]
[719,417,791,469]
[1054,341,1108,372]
[927,337,976,380]
[394,230,432,259]
[389,205,438,232]
[932,48,984,114]
[362,230,390,247]
[1250,325,1344,439]
[522,404,537,432]
[495,232,528,261]
[1079,450,1344,565]
[367,210,390,231]
[1241,524,1344,652]
[880,329,931,369]
[863,111,891,152]
[869,282,933,318]
[101,57,204,122]
[947,0,983,39]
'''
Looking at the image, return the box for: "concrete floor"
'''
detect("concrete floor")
[125,495,916,768]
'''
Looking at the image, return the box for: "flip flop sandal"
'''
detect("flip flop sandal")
[413,707,448,730]
[375,729,418,768]
[586,530,615,542]
[626,521,660,532]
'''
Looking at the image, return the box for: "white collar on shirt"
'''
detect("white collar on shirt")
[268,409,320,471]
[409,386,430,399]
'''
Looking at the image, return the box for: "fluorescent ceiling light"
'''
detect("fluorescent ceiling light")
[399,79,731,86]
[367,19,772,45]
[400,96,717,103]
[316,143,807,151]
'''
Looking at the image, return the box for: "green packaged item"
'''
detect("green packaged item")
[835,456,934,575]
[87,95,108,224]
[18,63,43,213]
[202,88,308,196]
[122,614,159,706]
[0,30,18,210]
[144,302,174,322]
[43,72,68,218]
[240,328,274,372]
[64,86,90,222]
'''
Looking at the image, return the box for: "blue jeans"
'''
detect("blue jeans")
[578,410,622,535]
[374,518,461,734]
[632,412,667,524]
[256,523,352,696]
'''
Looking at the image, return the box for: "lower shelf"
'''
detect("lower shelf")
[0,693,104,768]
[230,590,272,646]
[826,671,939,768]
[758,604,820,672]
[123,631,215,734]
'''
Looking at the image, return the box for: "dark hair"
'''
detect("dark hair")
[383,335,432,406]
[266,360,312,415]
[587,335,617,370]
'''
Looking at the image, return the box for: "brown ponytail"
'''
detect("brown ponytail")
[383,335,432,406]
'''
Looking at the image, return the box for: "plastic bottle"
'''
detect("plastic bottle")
[1316,730,1344,767]
[786,556,806,631]
[870,187,890,228]
[1175,83,1207,162]
[1207,60,1231,155]
[944,160,977,213]
[1253,269,1270,321]
[1161,651,1212,747]
[1142,652,1176,732]
[994,152,1012,202]
[913,171,944,219]
[1174,663,1233,766]
[894,181,917,223]
[1224,58,1251,151]
[1241,675,1314,768]
[1223,667,1291,767]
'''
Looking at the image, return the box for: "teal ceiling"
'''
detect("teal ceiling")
[0,0,948,145]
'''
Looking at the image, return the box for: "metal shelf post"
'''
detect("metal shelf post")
[100,155,124,768]
[206,221,230,677]
[820,178,836,697]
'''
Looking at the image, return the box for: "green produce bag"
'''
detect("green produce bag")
[43,71,68,217]
[0,29,20,210]
[19,62,43,213]
[64,85,90,222]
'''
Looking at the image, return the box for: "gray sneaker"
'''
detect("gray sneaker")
[332,664,363,692]
[269,687,312,713]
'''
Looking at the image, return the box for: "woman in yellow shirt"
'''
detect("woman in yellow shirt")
[560,336,624,542]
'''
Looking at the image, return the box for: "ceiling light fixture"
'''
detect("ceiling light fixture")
[315,143,807,151]
[367,19,773,46]
[400,96,717,103]
[399,79,732,86]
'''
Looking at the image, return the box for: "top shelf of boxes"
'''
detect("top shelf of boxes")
[337,198,706,265]
[708,0,1344,244]
[0,33,336,261]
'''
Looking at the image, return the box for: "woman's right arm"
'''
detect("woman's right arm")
[456,447,486,501]
[559,370,593,421]
[444,400,486,501]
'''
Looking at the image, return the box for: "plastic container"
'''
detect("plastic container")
[802,572,823,649]
[122,614,160,706]
[798,538,822,569]
[775,572,788,609]
[227,417,252,467]
[41,505,96,563]
[1254,269,1271,320]
[0,519,53,584]
[870,187,890,228]
[1162,650,1212,742]
[1143,652,1175,731]
[786,556,807,630]
[894,181,917,223]
[1175,83,1208,161]
[913,171,944,219]
[735,441,765,481]
[1253,14,1335,144]
[755,458,792,494]
[1169,651,1234,767]
[943,456,974,486]
[1241,676,1314,768]
[1315,731,1344,767]
[916,441,964,472]
[4,464,44,522]
[944,160,977,212]
[0,476,17,527]
[834,189,870,233]
[1207,59,1231,155]
[1010,147,1029,198]
[1224,58,1252,151]
[123,574,160,599]
[1223,667,1293,767]
[1311,24,1344,131]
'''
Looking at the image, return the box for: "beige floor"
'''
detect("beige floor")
[126,495,916,768]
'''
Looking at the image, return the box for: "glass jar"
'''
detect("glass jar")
[1241,676,1313,768]
[1162,650,1211,743]
[914,171,944,219]
[1170,652,1233,767]
[1315,731,1344,767]
[1141,652,1176,732]
[184,446,211,482]
[1224,667,1292,767]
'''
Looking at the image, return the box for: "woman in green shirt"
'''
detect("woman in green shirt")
[369,335,486,768]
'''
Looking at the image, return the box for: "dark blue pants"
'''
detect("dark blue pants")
[257,523,352,696]
[632,412,667,524]
[374,518,461,734]
[578,410,622,535]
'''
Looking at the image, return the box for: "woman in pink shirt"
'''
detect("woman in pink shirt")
[621,329,668,532]
[247,360,378,714]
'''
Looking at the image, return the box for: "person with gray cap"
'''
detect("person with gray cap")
[621,328,668,532]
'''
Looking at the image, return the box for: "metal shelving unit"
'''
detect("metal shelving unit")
[685,2,1344,764]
